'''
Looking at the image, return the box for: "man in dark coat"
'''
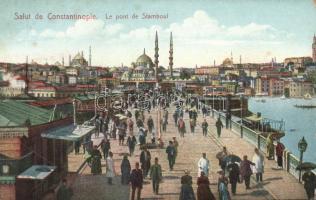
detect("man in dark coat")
[127,135,137,156]
[201,119,208,137]
[216,117,224,137]
[239,155,255,189]
[147,116,154,134]
[121,155,131,185]
[130,162,143,200]
[166,141,176,170]
[140,147,151,178]
[101,138,110,160]
[302,170,316,200]
[227,162,240,195]
[173,110,178,126]
[138,128,147,147]
[56,179,73,200]
[150,157,162,194]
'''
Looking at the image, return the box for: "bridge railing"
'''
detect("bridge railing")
[201,103,315,182]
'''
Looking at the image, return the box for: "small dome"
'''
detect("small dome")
[223,58,233,66]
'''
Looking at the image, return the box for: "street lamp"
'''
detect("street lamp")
[298,136,308,182]
[240,94,244,138]
[212,88,215,117]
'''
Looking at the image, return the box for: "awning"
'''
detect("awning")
[41,124,95,141]
[17,165,56,180]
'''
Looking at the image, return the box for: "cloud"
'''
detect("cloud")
[38,19,124,39]
[14,10,293,66]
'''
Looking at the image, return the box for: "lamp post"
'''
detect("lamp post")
[240,94,243,138]
[298,136,308,182]
[212,88,215,117]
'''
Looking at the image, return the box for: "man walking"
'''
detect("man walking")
[166,141,176,170]
[101,138,110,160]
[173,137,179,165]
[127,135,137,156]
[240,155,255,189]
[177,117,186,138]
[215,117,223,137]
[140,147,151,178]
[201,119,208,136]
[147,116,154,134]
[190,118,196,134]
[150,157,162,194]
[252,148,264,183]
[130,162,143,200]
[276,140,285,169]
[198,153,210,177]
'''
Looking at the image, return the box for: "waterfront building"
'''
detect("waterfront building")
[289,80,314,97]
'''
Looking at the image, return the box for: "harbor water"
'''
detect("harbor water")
[249,97,316,163]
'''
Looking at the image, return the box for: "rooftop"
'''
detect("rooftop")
[0,101,53,126]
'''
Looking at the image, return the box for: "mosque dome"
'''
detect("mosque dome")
[222,58,233,66]
[135,49,153,68]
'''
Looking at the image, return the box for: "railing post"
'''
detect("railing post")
[240,124,243,138]
[257,134,260,150]
[286,151,291,172]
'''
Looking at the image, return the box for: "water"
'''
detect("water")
[248,97,316,163]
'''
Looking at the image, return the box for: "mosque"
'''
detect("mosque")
[120,31,174,89]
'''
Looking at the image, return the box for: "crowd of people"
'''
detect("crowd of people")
[55,92,316,200]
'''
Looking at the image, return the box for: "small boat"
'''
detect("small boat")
[280,95,286,100]
[261,99,266,103]
[294,104,316,108]
[289,129,296,132]
[304,93,312,100]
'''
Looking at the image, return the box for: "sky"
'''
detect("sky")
[0,0,316,67]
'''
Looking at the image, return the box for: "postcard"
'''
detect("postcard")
[0,0,315,200]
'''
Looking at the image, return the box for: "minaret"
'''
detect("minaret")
[89,46,92,67]
[169,32,173,78]
[313,34,316,62]
[69,55,71,66]
[154,31,159,83]
[230,51,233,64]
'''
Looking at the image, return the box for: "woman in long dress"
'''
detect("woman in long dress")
[106,152,116,184]
[218,171,231,200]
[266,134,274,160]
[90,146,102,175]
[197,171,216,200]
[120,155,131,185]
